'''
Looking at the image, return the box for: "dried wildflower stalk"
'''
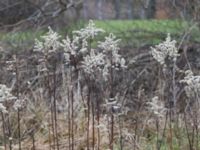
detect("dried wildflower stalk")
[0,84,18,150]
[151,34,181,150]
[34,27,61,150]
[151,33,179,66]
[0,103,7,150]
[180,70,200,149]
[33,20,128,149]
[180,70,200,102]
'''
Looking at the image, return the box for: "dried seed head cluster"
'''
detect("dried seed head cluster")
[6,55,17,72]
[99,33,126,69]
[61,20,104,65]
[151,33,179,66]
[61,36,78,62]
[98,33,120,52]
[0,84,17,103]
[34,20,127,76]
[57,20,127,80]
[34,27,61,54]
[99,33,126,81]
[13,98,26,111]
[82,32,127,80]
[180,70,200,98]
[34,27,62,72]
[0,103,8,114]
[61,35,86,63]
[147,96,166,118]
[81,49,105,74]
[73,20,105,39]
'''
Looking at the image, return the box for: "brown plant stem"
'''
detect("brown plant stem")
[87,85,91,150]
[48,117,52,150]
[50,101,56,150]
[97,99,100,150]
[15,55,21,150]
[110,52,114,150]
[67,87,71,150]
[1,112,7,150]
[184,112,193,150]
[32,131,35,150]
[17,109,21,150]
[67,85,71,150]
[53,64,59,150]
[7,116,12,150]
[47,69,55,150]
[117,114,123,150]
[92,100,95,150]
[110,113,114,150]
[71,88,74,150]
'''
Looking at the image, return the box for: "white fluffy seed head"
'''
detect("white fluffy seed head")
[34,26,61,54]
[180,70,200,98]
[98,33,121,52]
[82,49,105,74]
[13,98,26,111]
[73,20,105,39]
[0,103,8,114]
[151,33,179,65]
[147,96,166,118]
[0,84,16,103]
[98,33,126,71]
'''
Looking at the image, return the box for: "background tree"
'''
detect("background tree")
[127,0,134,19]
[96,0,103,20]
[114,0,120,19]
[146,0,156,19]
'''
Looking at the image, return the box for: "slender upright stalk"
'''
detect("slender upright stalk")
[97,99,100,150]
[134,116,138,150]
[117,114,123,150]
[50,101,56,150]
[53,64,59,150]
[17,109,21,150]
[87,85,91,150]
[71,88,74,150]
[156,119,159,150]
[110,113,114,150]
[158,112,168,150]
[172,61,176,112]
[5,115,12,150]
[184,113,193,150]
[67,85,71,150]
[1,112,7,150]
[48,71,56,150]
[15,55,21,150]
[48,117,52,150]
[110,54,114,150]
[169,104,173,150]
[92,99,95,150]
[32,131,35,150]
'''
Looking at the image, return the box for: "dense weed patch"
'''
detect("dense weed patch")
[0,20,200,150]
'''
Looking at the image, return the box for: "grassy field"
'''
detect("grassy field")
[0,20,199,49]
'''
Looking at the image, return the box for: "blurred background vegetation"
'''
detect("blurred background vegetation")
[0,0,199,49]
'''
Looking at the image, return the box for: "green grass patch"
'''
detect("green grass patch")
[0,19,199,48]
[94,19,200,46]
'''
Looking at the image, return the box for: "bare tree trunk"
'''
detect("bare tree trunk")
[83,0,89,19]
[127,0,133,19]
[96,0,103,20]
[114,0,120,19]
[146,0,156,19]
[140,7,146,19]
